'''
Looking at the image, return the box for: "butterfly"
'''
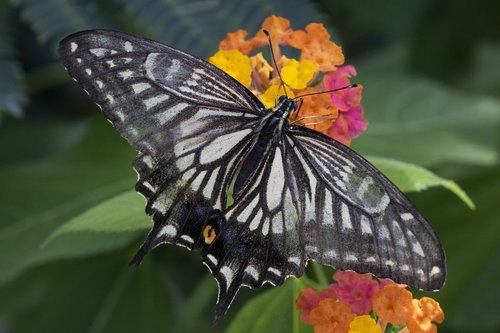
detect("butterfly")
[58,29,446,320]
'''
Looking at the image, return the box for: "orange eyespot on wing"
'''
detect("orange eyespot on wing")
[203,225,217,244]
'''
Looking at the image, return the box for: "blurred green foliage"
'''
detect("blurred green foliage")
[0,0,499,332]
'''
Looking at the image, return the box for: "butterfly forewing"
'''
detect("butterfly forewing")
[58,30,264,260]
[59,29,446,321]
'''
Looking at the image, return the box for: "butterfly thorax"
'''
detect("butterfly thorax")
[257,95,297,140]
[271,95,298,119]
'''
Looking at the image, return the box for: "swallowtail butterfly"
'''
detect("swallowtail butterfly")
[58,30,446,320]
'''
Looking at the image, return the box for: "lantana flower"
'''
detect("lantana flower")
[310,298,356,333]
[208,49,252,88]
[324,66,366,145]
[331,270,380,315]
[296,287,338,324]
[296,270,445,333]
[209,15,367,146]
[372,284,414,325]
[349,315,382,333]
[406,297,445,333]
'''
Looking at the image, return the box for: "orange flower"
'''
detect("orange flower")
[252,15,293,52]
[372,285,414,325]
[310,298,356,333]
[406,297,444,333]
[219,30,256,54]
[294,87,338,132]
[286,23,344,71]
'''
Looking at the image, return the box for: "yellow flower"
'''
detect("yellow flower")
[208,49,252,87]
[281,58,319,89]
[261,84,295,108]
[348,315,382,333]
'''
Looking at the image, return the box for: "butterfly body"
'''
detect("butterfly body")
[58,30,445,320]
[234,96,297,198]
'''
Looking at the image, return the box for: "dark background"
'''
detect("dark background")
[0,0,499,332]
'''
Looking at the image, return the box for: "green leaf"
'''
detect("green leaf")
[0,117,137,285]
[0,250,176,333]
[367,156,475,209]
[171,274,219,333]
[227,277,313,333]
[317,0,427,41]
[15,0,114,51]
[461,43,500,96]
[353,69,500,168]
[44,190,149,247]
[0,117,88,167]
[410,164,500,332]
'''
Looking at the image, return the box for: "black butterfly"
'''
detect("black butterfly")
[58,30,446,320]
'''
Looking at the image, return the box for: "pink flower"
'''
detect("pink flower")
[296,287,338,323]
[378,277,407,289]
[325,65,362,111]
[326,106,367,146]
[323,65,367,146]
[330,270,378,315]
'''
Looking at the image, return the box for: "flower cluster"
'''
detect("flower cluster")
[296,270,445,333]
[208,16,367,146]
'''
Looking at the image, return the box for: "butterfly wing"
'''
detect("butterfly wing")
[287,126,446,290]
[212,124,445,318]
[58,30,265,263]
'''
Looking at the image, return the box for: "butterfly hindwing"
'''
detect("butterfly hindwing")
[207,144,306,319]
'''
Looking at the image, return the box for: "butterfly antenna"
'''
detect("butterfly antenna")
[291,84,357,120]
[294,84,358,99]
[263,29,288,97]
